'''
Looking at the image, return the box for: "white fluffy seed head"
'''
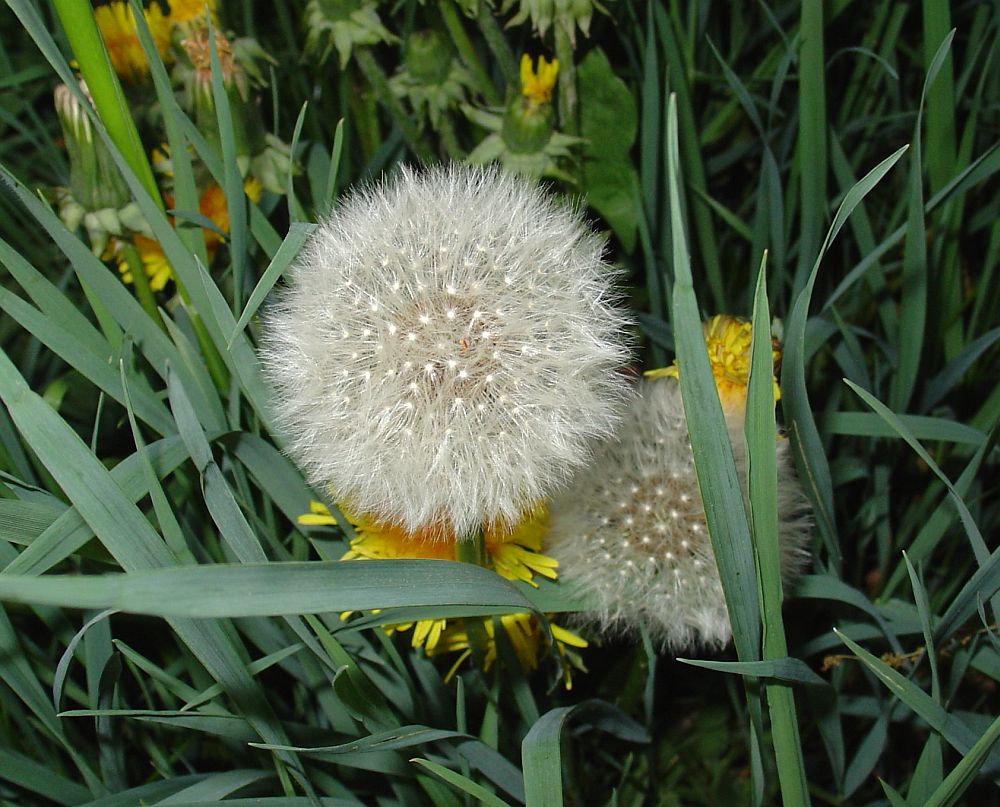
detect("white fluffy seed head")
[260,163,633,536]
[546,379,811,652]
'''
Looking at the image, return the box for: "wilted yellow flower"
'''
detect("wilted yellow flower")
[95,1,171,83]
[644,314,781,412]
[520,54,558,106]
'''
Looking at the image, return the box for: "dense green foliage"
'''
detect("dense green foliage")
[0,0,998,804]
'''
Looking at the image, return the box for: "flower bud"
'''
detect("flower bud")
[55,83,131,212]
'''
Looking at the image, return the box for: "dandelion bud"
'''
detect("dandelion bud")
[391,31,475,132]
[403,30,452,85]
[546,378,811,651]
[504,0,601,44]
[304,0,397,69]
[55,83,130,213]
[179,27,265,162]
[262,163,633,537]
[501,56,559,155]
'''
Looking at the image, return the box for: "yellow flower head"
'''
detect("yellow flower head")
[165,0,218,28]
[520,54,559,106]
[301,501,558,587]
[114,235,173,292]
[95,1,171,83]
[431,613,588,689]
[198,178,263,250]
[299,501,568,670]
[645,314,781,411]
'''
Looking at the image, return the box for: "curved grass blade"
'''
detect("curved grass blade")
[781,144,908,568]
[410,758,512,807]
[522,701,647,806]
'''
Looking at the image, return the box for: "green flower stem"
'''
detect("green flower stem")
[51,0,161,212]
[475,0,518,89]
[455,530,490,666]
[117,241,163,329]
[438,115,464,160]
[354,48,435,164]
[554,21,578,137]
[437,0,499,106]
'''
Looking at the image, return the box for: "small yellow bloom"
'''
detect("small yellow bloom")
[115,235,173,292]
[520,54,559,106]
[95,1,171,83]
[645,314,781,412]
[431,613,588,689]
[165,0,218,28]
[198,178,263,251]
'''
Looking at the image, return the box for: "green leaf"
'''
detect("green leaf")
[230,223,314,346]
[253,725,470,754]
[0,748,91,805]
[0,560,536,617]
[924,711,1000,807]
[835,629,1000,777]
[522,701,647,806]
[666,94,761,663]
[578,47,639,251]
[676,657,828,687]
[411,758,513,807]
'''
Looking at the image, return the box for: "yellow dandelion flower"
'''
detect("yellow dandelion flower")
[520,54,559,106]
[95,1,171,83]
[484,505,558,587]
[165,0,218,27]
[301,500,559,587]
[431,613,588,689]
[645,314,781,412]
[115,235,173,292]
[198,178,263,251]
[298,499,340,526]
[300,501,565,660]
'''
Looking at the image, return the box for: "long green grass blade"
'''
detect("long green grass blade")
[795,0,827,294]
[747,256,810,805]
[0,561,536,617]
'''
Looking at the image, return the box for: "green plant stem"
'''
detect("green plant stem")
[437,0,499,105]
[455,530,490,668]
[354,48,435,163]
[438,114,464,160]
[51,0,161,212]
[554,20,578,138]
[475,0,518,90]
[117,241,163,330]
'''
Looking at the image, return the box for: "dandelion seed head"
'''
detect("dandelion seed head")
[261,164,632,535]
[546,379,811,652]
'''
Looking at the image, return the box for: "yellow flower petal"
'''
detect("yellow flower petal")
[520,54,559,105]
[644,314,781,412]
